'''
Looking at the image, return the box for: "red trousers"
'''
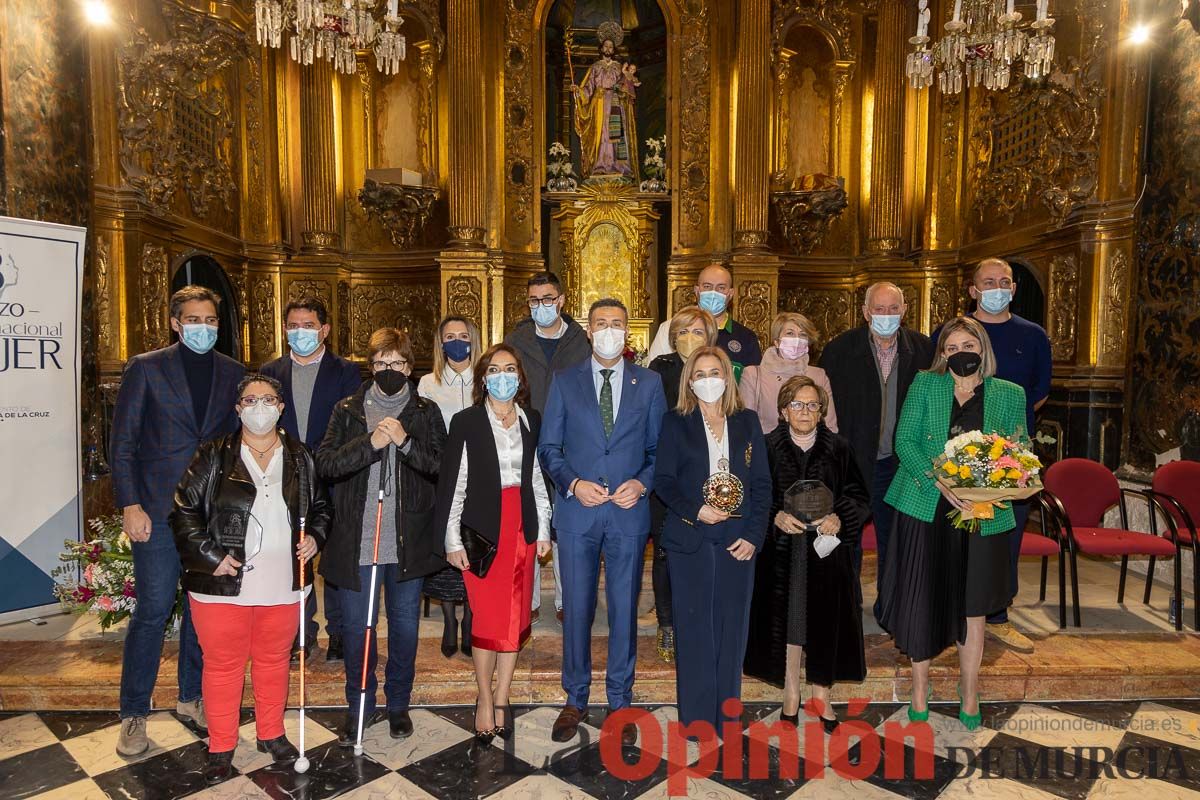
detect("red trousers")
[190,598,299,753]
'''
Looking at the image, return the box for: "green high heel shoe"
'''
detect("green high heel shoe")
[907,685,933,722]
[958,685,981,731]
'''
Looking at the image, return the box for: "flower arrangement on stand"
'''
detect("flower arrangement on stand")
[53,514,183,633]
[639,135,668,193]
[546,142,578,192]
[933,431,1043,532]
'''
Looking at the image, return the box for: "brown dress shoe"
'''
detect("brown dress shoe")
[552,705,588,742]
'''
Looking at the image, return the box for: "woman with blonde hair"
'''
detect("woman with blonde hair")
[645,305,717,661]
[740,311,838,433]
[652,346,772,732]
[418,315,483,657]
[878,316,1026,731]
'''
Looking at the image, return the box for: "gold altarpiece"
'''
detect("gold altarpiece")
[547,182,662,351]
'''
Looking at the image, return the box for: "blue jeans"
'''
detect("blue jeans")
[297,577,342,647]
[120,524,202,718]
[339,564,422,716]
[987,500,1032,625]
[868,456,899,622]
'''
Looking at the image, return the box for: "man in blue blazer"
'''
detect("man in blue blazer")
[110,286,245,757]
[259,297,363,663]
[538,298,667,745]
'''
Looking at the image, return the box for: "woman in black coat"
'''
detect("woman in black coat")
[646,305,717,662]
[315,328,446,744]
[744,375,869,732]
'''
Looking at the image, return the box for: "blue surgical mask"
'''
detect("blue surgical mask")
[486,372,520,403]
[978,288,1013,315]
[180,323,218,354]
[442,339,471,363]
[698,290,728,316]
[869,314,900,338]
[287,328,321,357]
[531,303,560,328]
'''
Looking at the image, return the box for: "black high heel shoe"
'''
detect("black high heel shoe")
[473,701,495,745]
[440,609,459,658]
[494,704,513,740]
[780,709,800,726]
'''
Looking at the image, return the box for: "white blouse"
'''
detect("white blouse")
[703,416,730,475]
[418,366,474,430]
[444,407,552,552]
[192,446,311,607]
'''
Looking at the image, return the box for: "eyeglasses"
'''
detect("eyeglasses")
[788,401,822,413]
[528,295,561,308]
[371,359,409,371]
[976,278,1014,289]
[239,395,281,407]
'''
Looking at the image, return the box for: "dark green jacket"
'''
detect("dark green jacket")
[884,371,1027,535]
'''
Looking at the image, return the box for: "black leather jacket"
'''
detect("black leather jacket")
[170,430,331,597]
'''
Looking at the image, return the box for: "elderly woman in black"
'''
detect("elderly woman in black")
[744,375,869,731]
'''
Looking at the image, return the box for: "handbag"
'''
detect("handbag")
[460,523,497,578]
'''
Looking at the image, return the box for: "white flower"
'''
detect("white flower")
[548,142,570,158]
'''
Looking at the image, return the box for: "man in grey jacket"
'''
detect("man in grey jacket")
[505,271,591,621]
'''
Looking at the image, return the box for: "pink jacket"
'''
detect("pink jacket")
[739,347,838,434]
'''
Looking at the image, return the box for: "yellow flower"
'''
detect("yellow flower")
[942,461,959,475]
[989,469,1006,483]
[988,443,1005,461]
[958,465,972,480]
[964,445,980,457]
[1007,468,1023,480]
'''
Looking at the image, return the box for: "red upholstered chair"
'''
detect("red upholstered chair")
[1019,512,1066,626]
[861,521,877,552]
[1041,458,1181,629]
[1147,460,1200,630]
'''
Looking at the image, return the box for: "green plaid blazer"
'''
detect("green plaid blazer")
[884,370,1028,536]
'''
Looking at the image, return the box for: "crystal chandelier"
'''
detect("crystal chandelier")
[255,0,407,76]
[907,0,1056,94]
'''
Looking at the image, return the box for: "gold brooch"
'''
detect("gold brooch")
[744,442,753,467]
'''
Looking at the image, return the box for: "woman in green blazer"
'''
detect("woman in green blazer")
[878,316,1027,731]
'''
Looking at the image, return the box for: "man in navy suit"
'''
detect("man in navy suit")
[538,298,667,746]
[260,297,362,663]
[110,286,245,757]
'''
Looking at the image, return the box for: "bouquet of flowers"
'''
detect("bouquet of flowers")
[933,430,1043,531]
[52,514,183,632]
[546,141,578,192]
[640,135,668,193]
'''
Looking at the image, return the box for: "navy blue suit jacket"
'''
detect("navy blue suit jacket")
[538,358,667,536]
[259,350,363,450]
[653,408,772,553]
[110,344,245,524]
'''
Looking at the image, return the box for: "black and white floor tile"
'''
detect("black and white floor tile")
[3,699,1200,800]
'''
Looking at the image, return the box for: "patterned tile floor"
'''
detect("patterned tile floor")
[4,699,1200,800]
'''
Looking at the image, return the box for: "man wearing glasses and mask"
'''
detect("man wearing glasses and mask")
[506,271,591,624]
[316,328,447,744]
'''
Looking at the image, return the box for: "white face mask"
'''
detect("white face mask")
[592,327,627,359]
[692,376,727,404]
[240,403,281,436]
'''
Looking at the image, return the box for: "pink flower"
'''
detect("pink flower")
[123,580,136,598]
[995,456,1021,470]
[77,587,95,602]
[83,564,96,584]
[96,596,114,612]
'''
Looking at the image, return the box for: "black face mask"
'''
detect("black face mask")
[947,351,983,378]
[373,369,407,396]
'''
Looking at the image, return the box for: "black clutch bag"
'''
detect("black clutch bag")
[460,524,497,578]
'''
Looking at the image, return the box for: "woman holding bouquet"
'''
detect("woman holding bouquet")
[172,374,331,784]
[878,317,1026,730]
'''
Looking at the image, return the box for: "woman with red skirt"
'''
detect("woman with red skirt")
[435,344,552,746]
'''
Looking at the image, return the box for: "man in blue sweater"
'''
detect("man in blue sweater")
[935,257,1051,654]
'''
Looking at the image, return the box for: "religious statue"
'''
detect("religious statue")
[570,21,640,181]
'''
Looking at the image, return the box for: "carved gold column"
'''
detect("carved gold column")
[866,0,906,254]
[729,0,777,350]
[733,0,771,250]
[300,59,340,250]
[446,0,486,248]
[439,0,493,343]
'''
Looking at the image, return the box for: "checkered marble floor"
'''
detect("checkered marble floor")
[4,700,1200,800]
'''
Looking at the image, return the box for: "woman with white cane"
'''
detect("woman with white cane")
[317,328,447,748]
[172,374,330,786]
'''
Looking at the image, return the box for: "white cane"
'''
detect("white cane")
[294,514,310,774]
[354,444,390,757]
